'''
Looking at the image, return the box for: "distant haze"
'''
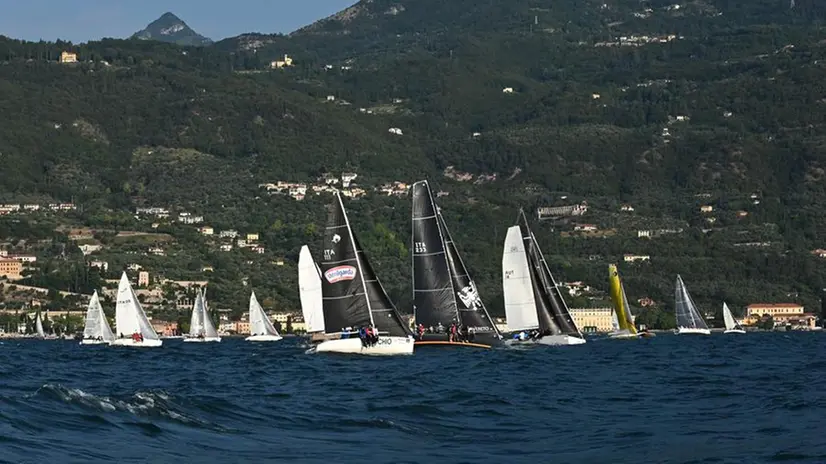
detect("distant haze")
[0,0,356,43]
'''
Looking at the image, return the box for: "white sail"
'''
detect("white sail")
[249,291,280,336]
[502,225,539,332]
[298,245,324,333]
[674,275,709,330]
[611,308,620,331]
[189,289,219,338]
[83,291,114,342]
[722,302,739,331]
[115,272,160,340]
[35,312,45,338]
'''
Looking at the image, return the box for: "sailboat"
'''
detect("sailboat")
[34,311,46,339]
[245,292,283,342]
[80,290,115,345]
[110,272,163,347]
[411,180,501,348]
[298,245,328,342]
[722,302,746,334]
[607,264,654,339]
[674,275,711,335]
[184,288,221,342]
[501,212,585,346]
[315,191,414,355]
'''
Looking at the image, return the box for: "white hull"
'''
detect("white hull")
[110,338,163,347]
[315,336,414,355]
[161,335,184,339]
[183,336,222,343]
[508,334,586,346]
[80,339,109,345]
[724,329,746,334]
[608,330,640,339]
[245,334,283,342]
[676,327,711,335]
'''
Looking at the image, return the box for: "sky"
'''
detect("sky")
[0,0,357,43]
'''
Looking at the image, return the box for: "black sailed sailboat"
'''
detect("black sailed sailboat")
[411,180,501,346]
[502,211,585,345]
[315,191,413,355]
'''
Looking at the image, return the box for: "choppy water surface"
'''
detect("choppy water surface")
[2,333,826,463]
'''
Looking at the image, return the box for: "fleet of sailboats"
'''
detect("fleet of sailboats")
[674,275,711,335]
[411,180,501,347]
[81,291,114,345]
[28,181,761,350]
[502,211,585,346]
[314,191,414,355]
[245,291,283,342]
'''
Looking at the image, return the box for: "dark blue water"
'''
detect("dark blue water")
[2,333,825,463]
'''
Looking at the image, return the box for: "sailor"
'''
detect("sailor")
[437,322,444,333]
[449,323,456,342]
[518,331,528,341]
[358,326,368,347]
[371,326,379,345]
[417,323,425,340]
[460,325,469,342]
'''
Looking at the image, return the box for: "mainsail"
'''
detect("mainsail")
[35,312,45,338]
[115,272,160,340]
[502,225,539,331]
[82,290,114,342]
[319,191,410,336]
[518,211,580,337]
[249,291,280,336]
[608,264,637,334]
[674,275,709,330]
[411,180,499,336]
[722,302,741,331]
[195,289,219,338]
[298,245,325,333]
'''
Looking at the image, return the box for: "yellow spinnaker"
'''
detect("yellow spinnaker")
[608,264,637,334]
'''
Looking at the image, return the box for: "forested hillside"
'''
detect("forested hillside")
[1,0,826,326]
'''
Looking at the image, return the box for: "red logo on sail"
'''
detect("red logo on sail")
[324,265,357,283]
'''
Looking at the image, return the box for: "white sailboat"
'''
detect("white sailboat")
[674,275,711,335]
[245,292,283,342]
[81,290,115,345]
[722,302,746,334]
[34,312,46,339]
[110,272,162,347]
[298,245,328,342]
[184,288,221,342]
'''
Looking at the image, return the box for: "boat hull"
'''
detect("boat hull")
[724,329,746,334]
[415,340,492,349]
[245,334,283,342]
[183,337,222,343]
[505,334,586,346]
[110,338,163,347]
[80,339,109,345]
[316,336,414,355]
[676,327,711,335]
[608,331,640,340]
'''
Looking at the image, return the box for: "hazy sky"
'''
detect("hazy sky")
[0,0,357,43]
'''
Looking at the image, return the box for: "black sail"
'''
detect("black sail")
[438,210,500,336]
[319,193,372,333]
[519,212,581,336]
[520,225,562,335]
[353,235,412,337]
[411,180,459,328]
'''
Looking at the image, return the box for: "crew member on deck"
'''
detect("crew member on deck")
[417,323,425,340]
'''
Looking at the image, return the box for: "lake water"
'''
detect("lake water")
[1,333,825,463]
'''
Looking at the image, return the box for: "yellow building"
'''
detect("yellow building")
[60,51,77,63]
[0,258,22,280]
[246,233,259,242]
[746,303,803,317]
[570,307,614,333]
[744,303,816,329]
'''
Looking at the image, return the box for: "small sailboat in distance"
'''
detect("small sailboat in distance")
[34,311,46,339]
[81,291,115,345]
[723,302,746,334]
[674,275,711,335]
[111,272,162,347]
[245,292,283,342]
[184,289,221,342]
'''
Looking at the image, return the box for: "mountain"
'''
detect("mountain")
[2,0,826,322]
[132,12,213,46]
